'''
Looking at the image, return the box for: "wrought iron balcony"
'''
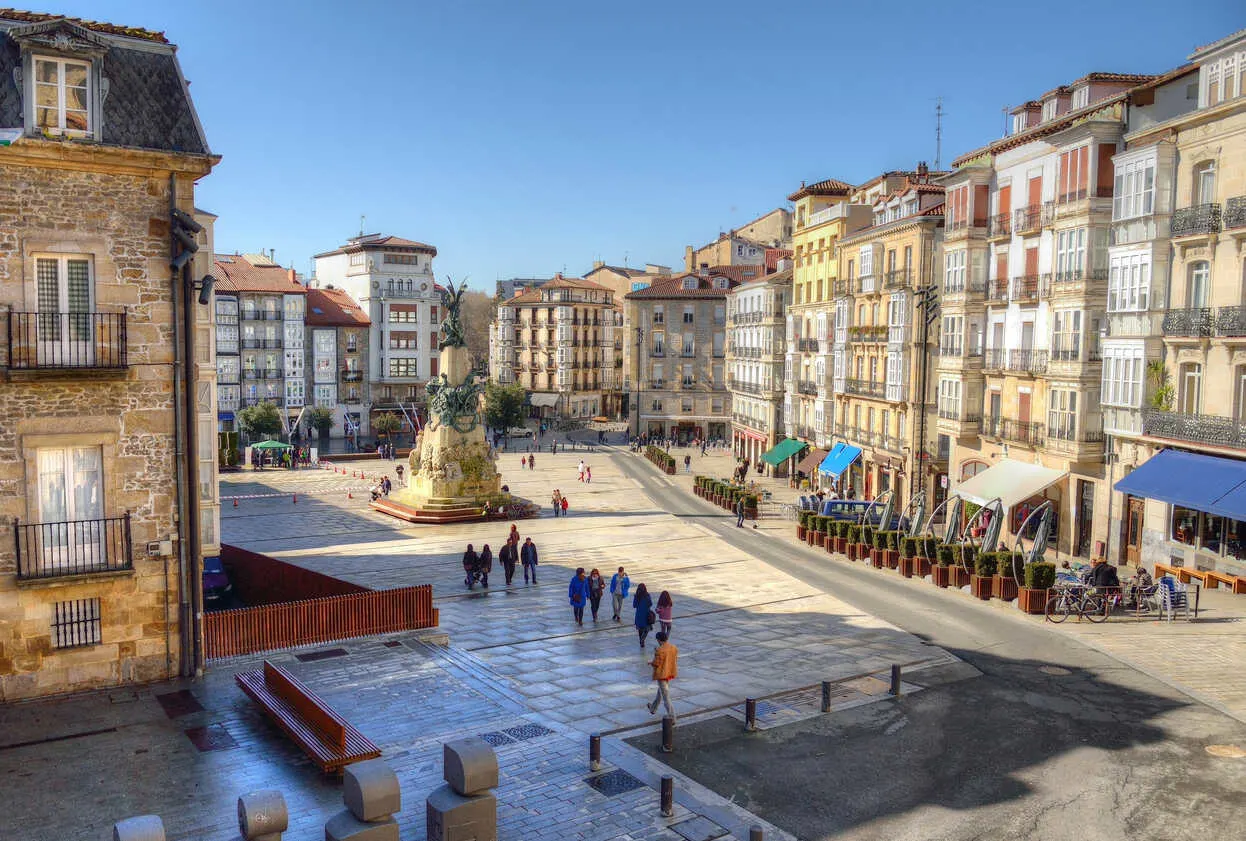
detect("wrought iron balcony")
[729,379,765,396]
[1011,274,1049,301]
[987,277,1009,302]
[1215,306,1246,338]
[983,348,1048,374]
[262,338,282,349]
[833,279,853,297]
[844,378,886,398]
[6,312,128,370]
[1014,204,1043,234]
[1162,308,1214,338]
[1170,203,1222,237]
[1226,196,1246,230]
[341,370,364,382]
[241,337,262,349]
[884,269,911,290]
[1046,426,1105,451]
[794,424,817,441]
[797,380,819,396]
[987,212,1012,239]
[1143,410,1246,450]
[985,417,1045,446]
[14,513,133,581]
[798,338,820,353]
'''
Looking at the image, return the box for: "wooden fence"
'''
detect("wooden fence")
[221,543,367,606]
[204,585,437,660]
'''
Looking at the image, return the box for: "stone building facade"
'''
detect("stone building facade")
[0,11,217,699]
[304,285,371,441]
[684,208,793,272]
[727,268,791,469]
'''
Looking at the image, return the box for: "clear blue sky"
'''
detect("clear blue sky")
[56,0,1244,290]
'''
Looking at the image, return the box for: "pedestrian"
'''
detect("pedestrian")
[578,459,585,481]
[396,463,404,483]
[508,523,520,546]
[655,590,674,636]
[684,454,691,473]
[478,544,493,588]
[609,566,630,621]
[585,465,591,483]
[551,489,561,517]
[521,536,539,584]
[633,583,654,648]
[521,455,527,469]
[587,568,605,622]
[462,544,479,590]
[560,495,569,517]
[495,540,515,585]
[735,495,746,527]
[646,630,678,720]
[529,453,535,470]
[846,486,857,500]
[382,475,392,497]
[568,567,589,625]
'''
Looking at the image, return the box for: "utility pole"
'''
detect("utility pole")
[913,283,939,501]
[934,97,944,171]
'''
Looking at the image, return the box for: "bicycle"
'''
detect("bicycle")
[1045,584,1119,623]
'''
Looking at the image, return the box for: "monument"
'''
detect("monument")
[372,280,534,523]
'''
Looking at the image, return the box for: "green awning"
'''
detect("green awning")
[761,438,807,466]
[252,440,292,450]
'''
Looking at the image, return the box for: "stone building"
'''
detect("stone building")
[582,262,672,301]
[303,285,371,442]
[727,267,791,469]
[684,208,793,273]
[490,274,621,420]
[624,272,736,442]
[0,11,218,699]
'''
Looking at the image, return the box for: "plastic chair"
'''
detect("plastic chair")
[1158,576,1190,622]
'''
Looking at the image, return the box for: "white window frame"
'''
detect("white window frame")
[1108,251,1151,313]
[1070,86,1089,110]
[1112,156,1156,221]
[31,55,93,137]
[1101,345,1144,407]
[944,249,966,292]
[1055,228,1087,280]
[1047,389,1078,440]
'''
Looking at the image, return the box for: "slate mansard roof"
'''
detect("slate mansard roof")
[0,10,210,155]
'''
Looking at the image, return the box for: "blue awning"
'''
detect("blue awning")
[1115,448,1246,521]
[818,442,862,478]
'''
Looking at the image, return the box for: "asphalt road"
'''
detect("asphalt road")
[613,448,1246,841]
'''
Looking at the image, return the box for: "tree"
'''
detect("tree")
[458,289,498,371]
[483,381,526,433]
[373,412,402,438]
[306,406,335,441]
[237,401,282,440]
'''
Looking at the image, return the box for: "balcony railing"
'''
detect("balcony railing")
[797,380,819,396]
[1162,308,1213,338]
[938,408,982,426]
[987,277,1009,302]
[341,370,363,382]
[987,212,1012,239]
[794,424,817,441]
[14,513,132,581]
[729,379,765,395]
[798,338,820,353]
[1011,274,1049,301]
[883,269,911,289]
[241,310,284,322]
[1013,203,1050,235]
[1143,410,1246,450]
[1225,196,1246,230]
[844,378,885,398]
[1047,426,1105,449]
[983,348,1049,374]
[833,279,852,297]
[241,337,262,349]
[732,412,770,431]
[1052,268,1108,288]
[6,312,128,370]
[262,338,282,349]
[985,417,1045,446]
[1170,203,1222,237]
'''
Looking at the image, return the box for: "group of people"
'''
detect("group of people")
[250,446,314,470]
[376,442,398,460]
[462,525,539,589]
[550,489,570,517]
[369,474,393,501]
[520,454,537,470]
[1059,558,1155,609]
[577,460,592,483]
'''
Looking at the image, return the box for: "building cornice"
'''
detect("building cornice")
[0,135,217,176]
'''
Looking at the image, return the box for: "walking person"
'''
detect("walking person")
[499,537,518,585]
[655,590,674,637]
[609,566,630,621]
[735,495,746,528]
[585,465,591,484]
[521,536,539,584]
[568,567,590,625]
[462,544,480,590]
[684,454,691,474]
[646,631,678,721]
[560,495,569,517]
[551,489,561,517]
[521,455,527,470]
[508,523,520,546]
[633,583,654,648]
[578,459,585,482]
[529,452,535,470]
[587,568,606,622]
[477,544,493,589]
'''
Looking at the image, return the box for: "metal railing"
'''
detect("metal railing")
[844,378,885,398]
[1226,196,1246,230]
[988,212,1011,238]
[985,417,1045,446]
[341,370,363,382]
[797,380,819,396]
[14,513,132,581]
[983,348,1048,374]
[884,269,911,289]
[6,312,128,370]
[987,277,1009,302]
[729,379,765,395]
[798,338,820,353]
[1162,308,1213,338]
[1011,274,1049,301]
[1170,203,1222,237]
[1143,410,1246,450]
[1052,268,1109,286]
[241,337,262,349]
[1014,203,1050,234]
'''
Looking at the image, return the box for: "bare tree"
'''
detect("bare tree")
[458,289,498,371]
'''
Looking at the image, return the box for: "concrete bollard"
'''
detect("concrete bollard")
[443,738,499,795]
[325,759,401,841]
[113,815,165,841]
[890,664,902,697]
[745,698,758,732]
[428,738,499,841]
[660,775,674,817]
[661,716,674,753]
[821,680,833,713]
[237,789,288,840]
[589,733,601,772]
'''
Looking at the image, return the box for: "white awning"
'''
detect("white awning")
[528,393,560,408]
[953,458,1067,509]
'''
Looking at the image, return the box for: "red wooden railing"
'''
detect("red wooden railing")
[204,585,437,660]
[221,543,367,606]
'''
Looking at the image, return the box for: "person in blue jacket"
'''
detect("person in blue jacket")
[521,537,538,584]
[609,566,631,622]
[568,567,590,625]
[633,583,654,648]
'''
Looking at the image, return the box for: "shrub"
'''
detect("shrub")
[998,552,1025,580]
[820,514,834,534]
[923,537,938,558]
[744,494,759,508]
[936,544,955,566]
[799,510,815,529]
[873,530,889,550]
[960,544,977,567]
[1024,561,1056,590]
[886,531,900,550]
[900,536,918,559]
[836,520,852,538]
[860,525,874,546]
[974,550,998,577]
[846,524,861,543]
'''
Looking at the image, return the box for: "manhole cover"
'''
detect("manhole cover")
[295,647,349,663]
[504,723,553,741]
[156,690,204,718]
[584,768,645,797]
[1205,744,1246,758]
[670,815,728,841]
[477,731,514,747]
[184,724,237,753]
[1039,665,1072,676]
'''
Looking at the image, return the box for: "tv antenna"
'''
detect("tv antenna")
[359,214,366,236]
[934,97,944,170]
[1000,105,1011,138]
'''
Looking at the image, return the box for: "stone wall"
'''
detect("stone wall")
[0,153,206,700]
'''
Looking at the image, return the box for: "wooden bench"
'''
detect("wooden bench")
[236,660,380,774]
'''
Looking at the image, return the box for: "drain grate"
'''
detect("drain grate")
[504,723,553,742]
[477,731,514,747]
[184,724,238,753]
[671,815,729,841]
[382,640,404,649]
[295,647,349,663]
[584,768,645,797]
[156,690,203,719]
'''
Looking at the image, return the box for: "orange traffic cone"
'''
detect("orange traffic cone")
[348,492,353,499]
[292,494,298,504]
[233,499,238,508]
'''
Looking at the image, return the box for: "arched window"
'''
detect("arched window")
[1179,362,1203,415]
[960,460,988,481]
[1188,261,1210,308]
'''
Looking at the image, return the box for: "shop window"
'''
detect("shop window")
[1171,506,1198,546]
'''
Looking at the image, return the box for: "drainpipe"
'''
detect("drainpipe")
[168,174,191,677]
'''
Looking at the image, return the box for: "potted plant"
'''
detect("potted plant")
[845,523,861,560]
[744,493,759,521]
[797,509,813,541]
[883,531,901,569]
[871,530,888,568]
[808,514,823,546]
[898,536,919,578]
[833,520,850,554]
[971,551,996,600]
[993,552,1021,602]
[823,516,837,554]
[932,544,954,588]
[1019,560,1055,614]
[915,538,936,578]
[949,543,974,588]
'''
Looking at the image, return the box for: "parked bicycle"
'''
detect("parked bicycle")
[1045,584,1118,624]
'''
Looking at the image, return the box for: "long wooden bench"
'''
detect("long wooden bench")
[1155,562,1245,594]
[236,660,380,774]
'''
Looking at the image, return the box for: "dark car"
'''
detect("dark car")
[203,555,232,603]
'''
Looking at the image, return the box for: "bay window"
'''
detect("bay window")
[1047,390,1078,440]
[1113,157,1155,220]
[1101,346,1144,407]
[1054,229,1086,280]
[1108,252,1151,312]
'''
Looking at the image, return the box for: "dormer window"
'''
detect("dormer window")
[1041,98,1058,122]
[1011,113,1027,135]
[1070,86,1089,110]
[713,277,729,290]
[682,277,698,290]
[33,56,92,135]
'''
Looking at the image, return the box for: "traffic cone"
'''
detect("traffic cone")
[292,494,298,504]
[233,499,238,508]
[348,492,353,499]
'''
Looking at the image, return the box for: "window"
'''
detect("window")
[1048,389,1078,440]
[34,254,92,346]
[1041,98,1058,122]
[1179,362,1202,414]
[682,333,694,356]
[1055,229,1086,279]
[683,306,694,324]
[389,307,416,323]
[1101,347,1144,407]
[682,364,693,387]
[389,331,418,350]
[53,598,101,649]
[651,363,663,385]
[941,315,964,355]
[714,304,725,326]
[1188,261,1211,308]
[33,56,91,135]
[1201,52,1245,107]
[1052,310,1082,360]
[1112,157,1155,220]
[652,331,665,355]
[859,247,873,277]
[383,252,419,265]
[653,305,664,324]
[938,378,962,417]
[388,358,419,378]
[1070,86,1089,110]
[315,385,336,407]
[314,330,335,354]
[1107,252,1150,312]
[217,356,240,381]
[38,446,103,536]
[1194,161,1217,205]
[349,252,365,267]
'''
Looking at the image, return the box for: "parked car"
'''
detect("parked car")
[203,555,232,603]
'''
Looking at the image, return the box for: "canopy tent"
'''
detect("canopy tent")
[955,458,1066,508]
[794,448,829,475]
[251,440,292,450]
[761,438,808,466]
[528,393,559,408]
[1115,448,1246,521]
[818,442,863,479]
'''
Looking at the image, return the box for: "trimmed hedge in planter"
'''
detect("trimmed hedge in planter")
[797,509,814,540]
[646,445,677,474]
[992,552,1023,602]
[970,551,996,600]
[1018,561,1056,614]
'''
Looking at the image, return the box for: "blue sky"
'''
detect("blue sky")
[55,0,1243,290]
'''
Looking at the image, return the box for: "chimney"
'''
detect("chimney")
[917,161,929,181]
[288,268,297,284]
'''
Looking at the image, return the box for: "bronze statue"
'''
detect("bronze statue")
[439,278,468,349]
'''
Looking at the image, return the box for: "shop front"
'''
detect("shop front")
[953,458,1067,549]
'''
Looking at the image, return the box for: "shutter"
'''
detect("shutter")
[973,185,990,225]
[1077,147,1089,196]
[1028,176,1043,208]
[998,185,1011,215]
[1025,247,1039,276]
[1096,144,1116,198]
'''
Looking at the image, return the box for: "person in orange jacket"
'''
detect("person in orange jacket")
[646,631,678,721]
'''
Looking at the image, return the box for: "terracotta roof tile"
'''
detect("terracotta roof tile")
[586,265,649,278]
[700,264,766,284]
[787,178,854,202]
[210,254,306,295]
[305,287,369,327]
[0,8,168,42]
[313,234,437,259]
[625,272,738,300]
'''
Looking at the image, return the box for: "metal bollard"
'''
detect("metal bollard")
[660,775,674,817]
[890,664,902,697]
[750,826,765,841]
[745,698,758,732]
[589,733,601,772]
[661,716,675,753]
[821,680,832,713]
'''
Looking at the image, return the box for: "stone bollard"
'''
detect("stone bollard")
[325,759,401,841]
[113,815,165,841]
[427,737,498,841]
[238,789,288,840]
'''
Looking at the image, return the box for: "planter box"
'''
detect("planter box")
[806,530,818,546]
[992,575,1018,602]
[913,557,932,578]
[846,543,858,561]
[745,507,758,520]
[949,566,971,588]
[833,537,847,554]
[796,526,807,541]
[884,549,900,569]
[1017,587,1048,614]
[899,557,917,578]
[932,565,951,588]
[871,550,886,569]
[970,574,993,600]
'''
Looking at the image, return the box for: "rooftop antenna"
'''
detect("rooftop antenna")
[1001,104,1011,138]
[359,214,365,236]
[623,251,629,267]
[934,97,944,171]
